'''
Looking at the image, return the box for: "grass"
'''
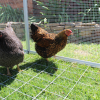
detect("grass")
[22,40,100,63]
[57,43,100,63]
[0,40,100,99]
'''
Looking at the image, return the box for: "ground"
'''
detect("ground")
[0,53,100,100]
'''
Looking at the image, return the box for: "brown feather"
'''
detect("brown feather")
[30,23,71,58]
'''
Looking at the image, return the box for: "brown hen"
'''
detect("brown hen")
[30,23,73,60]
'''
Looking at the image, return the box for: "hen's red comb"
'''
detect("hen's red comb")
[0,35,2,38]
[68,29,72,33]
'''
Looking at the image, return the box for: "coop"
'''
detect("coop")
[0,0,100,100]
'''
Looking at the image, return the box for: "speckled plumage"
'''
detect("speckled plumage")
[35,37,67,58]
[30,24,71,58]
[0,22,24,69]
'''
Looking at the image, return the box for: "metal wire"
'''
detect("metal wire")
[0,0,100,99]
[63,66,90,100]
[0,55,100,99]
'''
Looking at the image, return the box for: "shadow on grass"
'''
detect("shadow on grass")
[20,58,58,75]
[0,66,18,90]
[0,58,57,90]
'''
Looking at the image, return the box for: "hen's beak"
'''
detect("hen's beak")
[71,32,73,35]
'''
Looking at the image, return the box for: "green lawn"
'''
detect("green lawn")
[57,43,100,63]
[0,41,100,100]
[22,40,100,63]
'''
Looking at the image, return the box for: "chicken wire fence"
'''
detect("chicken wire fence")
[0,0,100,100]
[0,0,100,64]
[29,0,100,66]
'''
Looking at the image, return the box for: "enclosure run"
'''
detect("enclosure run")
[0,0,100,100]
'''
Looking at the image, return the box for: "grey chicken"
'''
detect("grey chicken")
[0,22,24,75]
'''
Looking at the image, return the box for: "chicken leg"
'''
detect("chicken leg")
[46,58,49,61]
[54,55,56,59]
[7,67,11,76]
[17,64,20,72]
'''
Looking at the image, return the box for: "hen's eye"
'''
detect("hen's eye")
[0,32,2,38]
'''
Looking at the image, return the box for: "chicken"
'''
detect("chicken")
[30,23,73,60]
[0,22,24,75]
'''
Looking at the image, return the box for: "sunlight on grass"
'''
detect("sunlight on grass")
[22,40,100,63]
[0,54,100,99]
[0,40,100,99]
[57,43,100,63]
[21,40,35,51]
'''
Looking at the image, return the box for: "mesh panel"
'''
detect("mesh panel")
[29,0,100,62]
[0,0,100,99]
[30,0,100,43]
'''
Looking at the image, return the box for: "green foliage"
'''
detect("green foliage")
[0,4,24,23]
[32,0,70,23]
[33,0,100,23]
[29,16,48,25]
[77,1,100,23]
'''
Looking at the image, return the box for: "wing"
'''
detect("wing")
[37,32,56,47]
[30,24,56,47]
